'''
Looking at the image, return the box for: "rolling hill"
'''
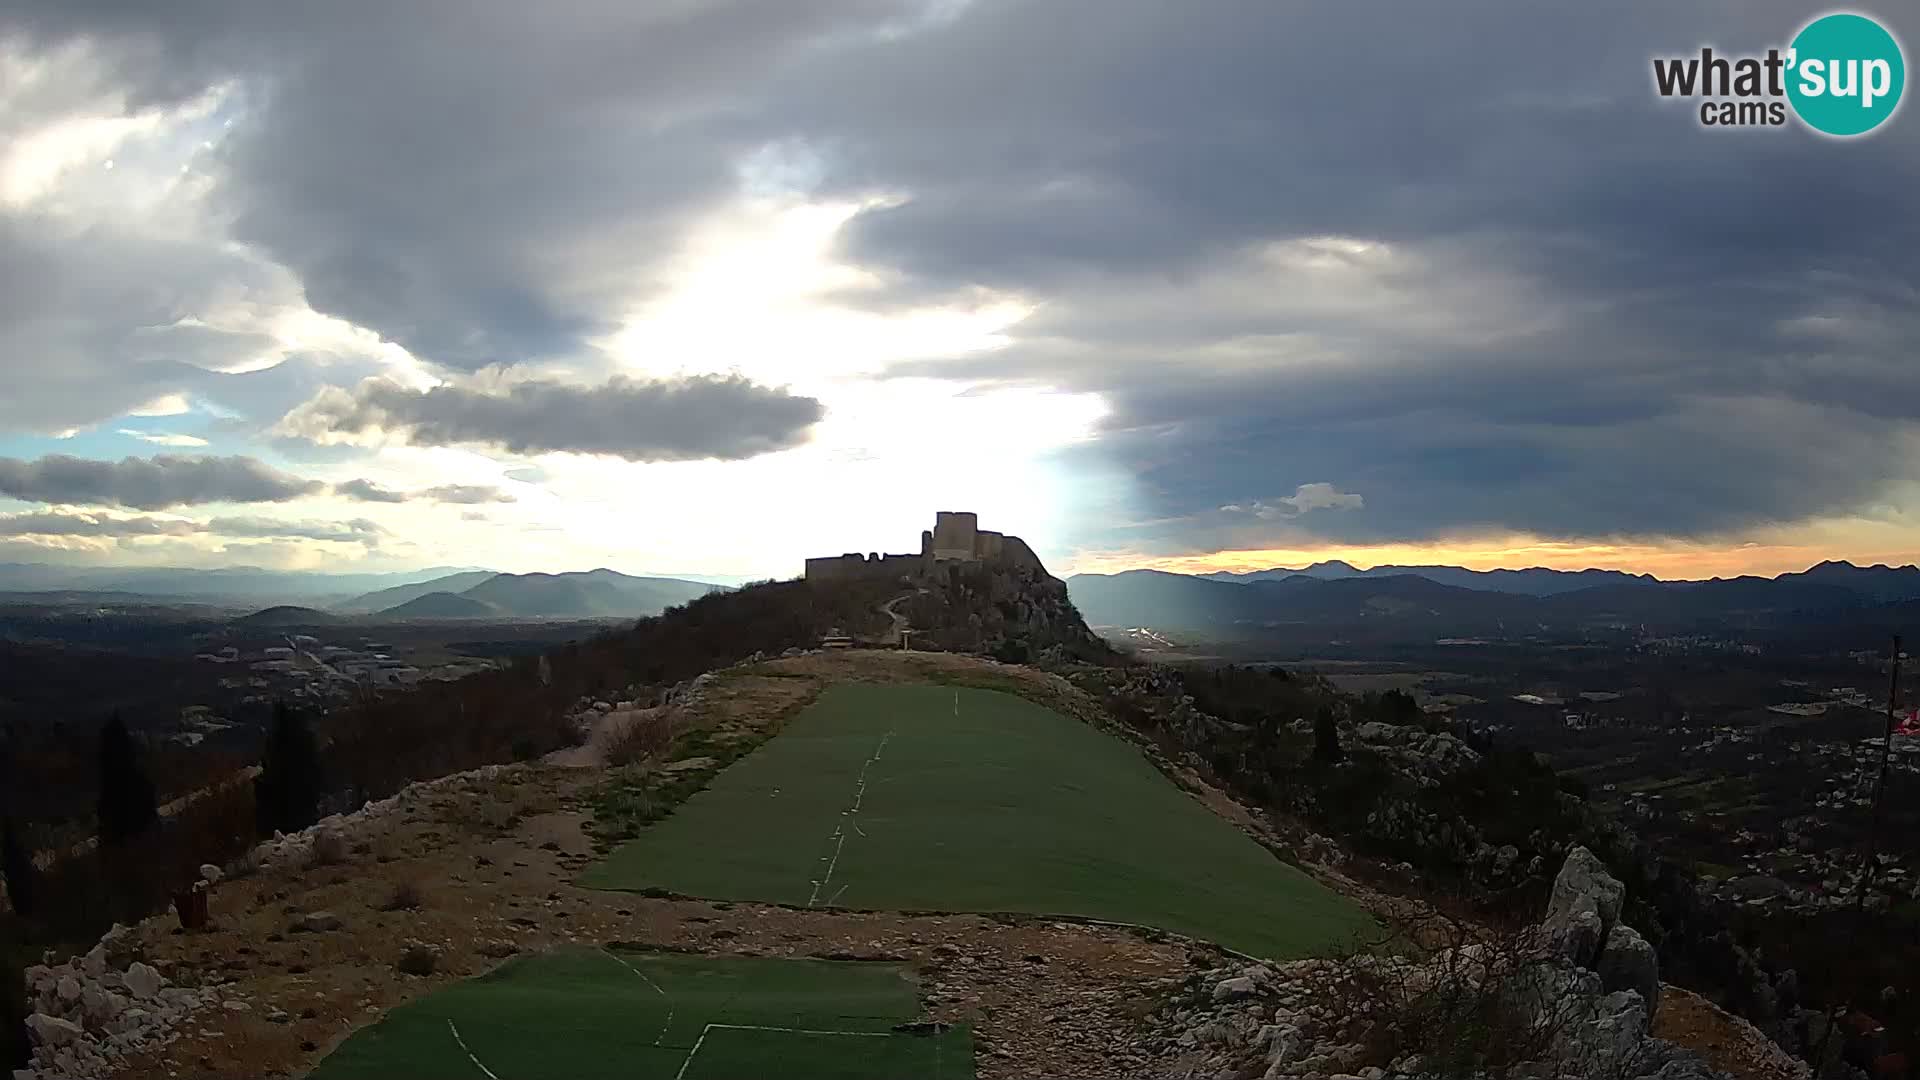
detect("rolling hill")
[461,570,723,618]
[377,591,500,619]
[233,605,346,627]
[333,571,501,614]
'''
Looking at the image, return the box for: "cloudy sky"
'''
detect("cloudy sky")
[1,1,1915,581]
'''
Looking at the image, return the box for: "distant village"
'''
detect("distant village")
[170,633,499,748]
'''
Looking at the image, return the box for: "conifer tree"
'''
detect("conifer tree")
[1,817,32,918]
[96,714,158,845]
[256,701,326,835]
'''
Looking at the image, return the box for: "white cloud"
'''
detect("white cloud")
[118,428,209,447]
[1223,483,1365,520]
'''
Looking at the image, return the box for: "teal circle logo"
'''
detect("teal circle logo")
[1787,13,1905,136]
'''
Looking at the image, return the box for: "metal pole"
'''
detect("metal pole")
[1812,635,1902,1075]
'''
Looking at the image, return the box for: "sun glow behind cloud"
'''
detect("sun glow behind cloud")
[546,191,1114,577]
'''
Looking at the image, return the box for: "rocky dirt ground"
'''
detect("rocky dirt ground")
[97,762,1203,1079]
[37,649,1798,1080]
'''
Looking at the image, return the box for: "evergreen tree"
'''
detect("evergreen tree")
[1312,705,1345,764]
[2,940,26,1071]
[0,817,31,918]
[256,701,325,835]
[96,714,158,845]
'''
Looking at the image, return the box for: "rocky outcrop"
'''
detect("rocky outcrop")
[1143,850,1706,1080]
[1349,721,1482,783]
[1545,845,1660,1020]
[17,924,214,1079]
[1145,952,1717,1080]
[906,552,1111,662]
[1600,922,1663,1018]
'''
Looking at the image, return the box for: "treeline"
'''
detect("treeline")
[4,574,899,936]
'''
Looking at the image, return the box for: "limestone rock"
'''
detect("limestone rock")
[25,1013,83,1048]
[1551,907,1605,968]
[1212,976,1258,1003]
[122,962,163,1001]
[298,910,344,933]
[1544,846,1624,965]
[79,986,125,1027]
[309,828,350,865]
[1597,923,1661,1021]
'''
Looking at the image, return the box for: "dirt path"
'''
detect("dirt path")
[543,705,662,768]
[880,591,915,646]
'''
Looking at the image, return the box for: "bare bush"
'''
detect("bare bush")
[396,942,439,976]
[382,880,426,912]
[1301,908,1584,1080]
[605,711,675,768]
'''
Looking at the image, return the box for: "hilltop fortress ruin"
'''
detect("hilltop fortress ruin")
[804,511,1045,582]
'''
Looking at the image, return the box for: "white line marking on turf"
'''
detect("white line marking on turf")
[447,1019,502,1080]
[953,690,958,716]
[674,1023,896,1080]
[805,730,893,908]
[601,948,675,1046]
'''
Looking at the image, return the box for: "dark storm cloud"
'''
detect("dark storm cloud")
[0,454,323,509]
[287,375,825,462]
[1,0,920,371]
[333,479,515,504]
[9,0,1920,548]
[750,0,1920,545]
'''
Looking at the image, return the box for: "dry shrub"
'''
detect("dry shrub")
[1303,908,1580,1080]
[396,942,439,976]
[382,880,426,912]
[606,710,676,768]
[222,846,263,882]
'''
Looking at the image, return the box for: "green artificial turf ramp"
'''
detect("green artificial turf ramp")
[307,947,972,1080]
[584,683,1375,958]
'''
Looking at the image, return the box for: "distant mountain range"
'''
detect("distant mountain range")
[1068,560,1920,640]
[0,563,491,606]
[1197,560,1657,596]
[340,569,726,620]
[0,561,734,615]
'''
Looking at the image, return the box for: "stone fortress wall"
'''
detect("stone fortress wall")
[803,511,1041,582]
[802,551,925,583]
